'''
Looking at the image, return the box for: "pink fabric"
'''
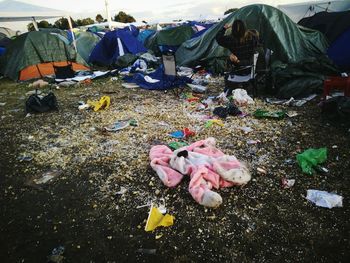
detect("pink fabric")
[149,138,251,207]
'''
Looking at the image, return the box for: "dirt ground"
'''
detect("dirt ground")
[0,77,349,263]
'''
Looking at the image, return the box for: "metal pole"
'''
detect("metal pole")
[105,0,112,30]
[67,16,77,52]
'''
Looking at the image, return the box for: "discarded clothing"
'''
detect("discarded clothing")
[25,92,59,114]
[149,138,251,207]
[169,128,195,139]
[213,104,242,119]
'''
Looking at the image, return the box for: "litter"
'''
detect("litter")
[213,104,242,119]
[254,109,286,119]
[0,102,6,106]
[122,83,139,89]
[168,141,188,150]
[116,186,127,195]
[29,79,49,88]
[232,89,254,106]
[281,178,295,189]
[205,119,224,128]
[103,119,138,132]
[33,169,62,184]
[169,128,195,139]
[47,245,65,263]
[187,83,207,93]
[145,204,174,232]
[247,140,261,145]
[17,155,33,162]
[296,148,327,175]
[238,126,253,134]
[87,96,110,112]
[306,190,343,208]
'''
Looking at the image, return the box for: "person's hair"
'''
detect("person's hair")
[231,20,246,43]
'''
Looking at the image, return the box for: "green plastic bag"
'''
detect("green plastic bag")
[168,141,188,150]
[254,109,286,119]
[296,148,327,175]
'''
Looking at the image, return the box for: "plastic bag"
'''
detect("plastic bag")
[306,190,343,208]
[296,148,327,175]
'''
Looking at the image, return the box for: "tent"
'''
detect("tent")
[75,32,101,64]
[175,4,329,73]
[89,26,147,66]
[0,31,89,81]
[327,28,350,71]
[0,27,16,38]
[145,25,194,54]
[298,10,350,43]
[0,33,11,48]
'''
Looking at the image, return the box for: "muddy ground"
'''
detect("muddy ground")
[0,78,349,263]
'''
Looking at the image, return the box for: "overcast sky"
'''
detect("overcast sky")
[6,0,312,22]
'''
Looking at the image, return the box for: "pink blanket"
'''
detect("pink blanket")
[150,137,251,207]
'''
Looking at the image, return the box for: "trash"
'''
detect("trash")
[34,169,62,184]
[48,245,65,263]
[136,248,157,255]
[122,83,139,89]
[87,96,110,112]
[296,148,327,175]
[253,109,286,119]
[25,92,59,114]
[216,92,229,103]
[306,190,343,208]
[145,204,174,232]
[111,77,118,81]
[168,141,188,150]
[239,126,253,134]
[266,94,317,107]
[213,104,242,119]
[0,102,6,106]
[232,89,254,106]
[286,111,298,118]
[103,119,138,132]
[247,140,261,145]
[187,83,207,93]
[205,119,224,128]
[116,186,127,195]
[17,155,33,162]
[29,79,49,88]
[78,101,91,110]
[169,128,195,139]
[281,178,295,189]
[57,80,77,87]
[257,167,267,175]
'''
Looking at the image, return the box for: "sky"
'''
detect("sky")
[1,0,313,22]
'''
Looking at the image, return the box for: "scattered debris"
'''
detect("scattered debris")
[306,190,343,208]
[145,204,174,232]
[281,178,295,189]
[296,148,327,175]
[47,245,65,263]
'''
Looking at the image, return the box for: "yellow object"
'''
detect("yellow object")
[145,205,174,232]
[87,96,111,112]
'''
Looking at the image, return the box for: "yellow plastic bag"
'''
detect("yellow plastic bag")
[87,96,110,112]
[145,204,174,232]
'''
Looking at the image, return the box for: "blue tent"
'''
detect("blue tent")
[327,28,350,71]
[89,27,147,66]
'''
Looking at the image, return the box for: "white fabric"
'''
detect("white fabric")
[117,37,125,56]
[144,76,160,83]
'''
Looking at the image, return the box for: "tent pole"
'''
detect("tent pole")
[67,16,77,52]
[32,17,39,31]
[105,0,112,30]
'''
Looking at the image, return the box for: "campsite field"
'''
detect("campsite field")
[0,78,349,262]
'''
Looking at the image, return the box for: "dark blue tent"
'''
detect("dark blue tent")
[327,28,350,71]
[89,27,147,66]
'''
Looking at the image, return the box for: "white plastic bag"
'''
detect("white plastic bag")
[232,89,254,106]
[306,189,343,208]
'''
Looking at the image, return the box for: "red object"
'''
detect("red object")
[183,128,196,138]
[323,76,350,98]
[187,97,200,103]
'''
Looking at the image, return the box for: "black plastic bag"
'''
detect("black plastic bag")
[25,92,59,114]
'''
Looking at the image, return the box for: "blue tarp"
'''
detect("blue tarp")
[124,65,192,90]
[327,28,350,70]
[137,29,156,44]
[89,27,147,66]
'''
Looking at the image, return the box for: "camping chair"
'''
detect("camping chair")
[162,52,184,96]
[225,52,259,97]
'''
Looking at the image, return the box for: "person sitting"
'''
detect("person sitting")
[216,19,259,73]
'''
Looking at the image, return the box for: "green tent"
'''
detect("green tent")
[145,25,194,54]
[175,4,329,73]
[75,32,101,64]
[0,31,89,81]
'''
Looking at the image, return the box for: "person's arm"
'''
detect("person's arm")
[215,26,231,49]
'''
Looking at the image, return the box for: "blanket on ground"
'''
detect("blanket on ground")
[149,137,251,207]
